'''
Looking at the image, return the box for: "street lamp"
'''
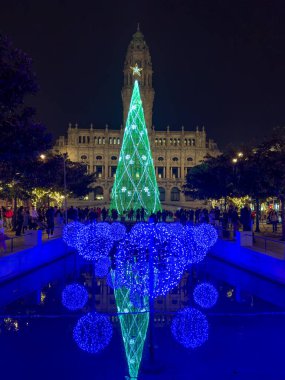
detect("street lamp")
[232,158,238,164]
[40,154,46,160]
[237,152,243,158]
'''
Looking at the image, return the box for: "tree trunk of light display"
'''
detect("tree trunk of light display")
[255,198,260,233]
[110,79,161,215]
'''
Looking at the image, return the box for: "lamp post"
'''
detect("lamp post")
[63,153,68,224]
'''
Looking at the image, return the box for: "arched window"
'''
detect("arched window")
[184,138,187,145]
[155,138,158,145]
[94,136,97,144]
[87,136,90,144]
[113,137,117,144]
[163,138,166,145]
[159,138,162,145]
[158,187,166,202]
[117,138,120,144]
[96,155,103,160]
[172,157,179,162]
[170,138,173,145]
[98,137,102,144]
[109,137,112,144]
[187,157,193,162]
[158,157,164,161]
[111,156,117,160]
[94,186,104,200]
[102,137,105,144]
[81,155,87,160]
[171,187,180,201]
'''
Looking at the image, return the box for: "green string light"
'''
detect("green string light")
[110,79,161,215]
[113,271,149,379]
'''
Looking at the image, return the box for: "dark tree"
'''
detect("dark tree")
[0,34,52,183]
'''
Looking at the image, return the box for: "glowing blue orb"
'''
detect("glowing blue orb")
[110,222,126,241]
[62,222,84,249]
[182,225,208,265]
[94,257,111,278]
[61,283,88,311]
[193,282,219,309]
[194,223,218,249]
[106,270,124,290]
[171,307,208,349]
[115,223,186,298]
[76,222,114,261]
[73,312,113,354]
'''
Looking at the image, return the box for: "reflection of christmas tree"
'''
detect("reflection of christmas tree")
[110,76,161,215]
[113,274,149,379]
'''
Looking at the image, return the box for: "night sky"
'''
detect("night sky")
[1,0,285,149]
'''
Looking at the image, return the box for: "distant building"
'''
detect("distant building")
[54,27,220,208]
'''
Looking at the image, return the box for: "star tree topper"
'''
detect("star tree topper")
[130,63,143,77]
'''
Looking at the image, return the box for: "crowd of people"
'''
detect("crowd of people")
[0,203,281,254]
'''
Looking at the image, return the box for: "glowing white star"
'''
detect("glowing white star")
[142,155,147,161]
[144,187,149,193]
[125,154,130,160]
[121,187,127,192]
[131,124,137,130]
[130,63,143,77]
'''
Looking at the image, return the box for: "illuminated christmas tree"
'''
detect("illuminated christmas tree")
[110,65,161,215]
[113,274,149,379]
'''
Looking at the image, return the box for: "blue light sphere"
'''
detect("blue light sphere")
[94,257,111,278]
[110,222,126,241]
[182,225,208,265]
[115,223,186,298]
[76,222,114,261]
[194,223,218,249]
[171,307,208,349]
[193,282,219,309]
[62,222,85,249]
[106,270,124,290]
[61,283,88,311]
[73,312,113,354]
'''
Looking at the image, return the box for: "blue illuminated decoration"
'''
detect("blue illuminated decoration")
[194,223,218,249]
[171,307,208,349]
[129,290,147,309]
[110,222,127,241]
[182,225,208,265]
[62,221,84,249]
[193,282,218,309]
[61,283,88,311]
[115,223,186,298]
[76,222,114,261]
[94,257,111,278]
[106,270,124,290]
[73,312,113,354]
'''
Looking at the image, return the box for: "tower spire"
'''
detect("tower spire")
[137,22,140,32]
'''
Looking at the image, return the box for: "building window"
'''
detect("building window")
[94,136,97,144]
[102,137,105,144]
[78,136,82,144]
[87,136,90,144]
[82,136,86,144]
[158,187,166,202]
[172,157,179,162]
[184,138,187,145]
[98,137,101,144]
[170,138,173,145]
[111,156,117,160]
[117,138,120,144]
[192,139,196,146]
[155,138,158,145]
[109,137,112,144]
[113,137,117,144]
[171,187,180,201]
[157,167,164,178]
[94,186,104,200]
[159,138,162,145]
[177,138,180,145]
[95,166,103,178]
[187,157,193,162]
[96,155,103,160]
[173,138,177,146]
[185,167,192,175]
[110,166,117,177]
[172,167,179,178]
[163,138,166,145]
[158,156,164,161]
[81,155,87,160]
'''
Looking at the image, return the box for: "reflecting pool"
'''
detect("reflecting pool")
[1,252,285,379]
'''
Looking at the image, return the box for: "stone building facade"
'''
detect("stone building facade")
[54,27,220,208]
